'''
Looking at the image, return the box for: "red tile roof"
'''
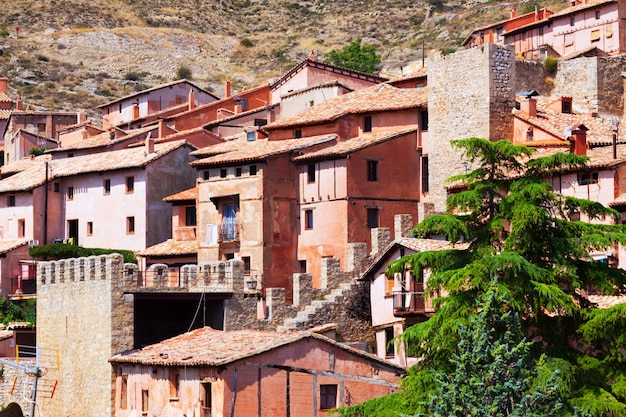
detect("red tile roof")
[97,79,219,108]
[264,83,428,131]
[109,326,405,374]
[0,92,12,103]
[551,0,616,18]
[190,135,338,168]
[292,128,417,161]
[0,239,29,254]
[163,187,197,202]
[48,125,157,153]
[135,239,198,257]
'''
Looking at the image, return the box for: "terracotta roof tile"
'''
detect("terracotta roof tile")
[109,326,405,374]
[190,137,252,158]
[0,155,51,177]
[0,109,12,120]
[264,84,428,131]
[136,239,198,257]
[0,141,190,193]
[164,187,197,202]
[586,294,626,308]
[190,135,338,167]
[0,239,29,254]
[48,125,157,153]
[97,79,218,108]
[293,128,417,161]
[0,92,12,103]
[551,0,616,18]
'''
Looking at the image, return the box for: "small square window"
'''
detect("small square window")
[367,160,378,181]
[596,10,601,19]
[295,129,302,138]
[87,221,93,236]
[7,195,15,207]
[246,131,256,141]
[320,385,337,410]
[203,170,210,180]
[236,167,242,177]
[68,186,74,200]
[68,153,74,158]
[367,207,379,229]
[307,163,316,183]
[104,179,111,195]
[126,177,134,194]
[304,210,313,230]
[37,123,46,133]
[54,183,60,192]
[185,206,197,226]
[570,17,575,26]
[220,169,227,178]
[299,260,307,273]
[249,165,257,176]
[127,216,135,234]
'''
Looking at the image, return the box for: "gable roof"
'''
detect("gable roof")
[109,326,405,375]
[270,58,387,91]
[163,186,197,202]
[135,239,198,257]
[292,128,417,162]
[264,83,428,131]
[0,140,191,193]
[47,125,158,153]
[97,79,219,109]
[551,0,616,18]
[0,239,29,254]
[190,134,338,168]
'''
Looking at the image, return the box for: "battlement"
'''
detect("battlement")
[37,254,125,287]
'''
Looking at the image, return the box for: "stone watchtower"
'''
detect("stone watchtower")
[426,43,516,212]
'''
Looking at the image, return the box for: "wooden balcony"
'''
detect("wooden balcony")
[218,220,240,243]
[393,291,427,317]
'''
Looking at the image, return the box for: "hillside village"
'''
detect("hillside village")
[0,0,625,416]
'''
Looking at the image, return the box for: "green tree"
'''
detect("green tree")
[336,138,626,416]
[323,39,381,75]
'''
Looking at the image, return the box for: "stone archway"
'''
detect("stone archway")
[0,403,23,417]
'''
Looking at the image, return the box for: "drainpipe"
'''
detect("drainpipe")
[43,161,49,245]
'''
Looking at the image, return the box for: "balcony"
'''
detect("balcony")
[174,226,196,241]
[393,291,427,317]
[218,219,240,243]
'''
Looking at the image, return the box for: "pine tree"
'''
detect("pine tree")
[335,138,626,416]
[323,39,381,75]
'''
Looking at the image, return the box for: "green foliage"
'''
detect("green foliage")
[0,298,36,326]
[28,147,47,156]
[29,244,136,263]
[544,57,558,75]
[323,39,381,75]
[124,71,148,81]
[239,38,254,47]
[175,65,192,80]
[342,138,626,416]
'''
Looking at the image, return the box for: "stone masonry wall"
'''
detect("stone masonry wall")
[36,254,133,417]
[428,44,516,212]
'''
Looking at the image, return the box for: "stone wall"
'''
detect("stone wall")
[0,359,36,414]
[515,60,551,96]
[427,44,516,212]
[36,254,132,417]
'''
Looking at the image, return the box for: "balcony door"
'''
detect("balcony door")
[221,203,237,241]
[68,219,79,246]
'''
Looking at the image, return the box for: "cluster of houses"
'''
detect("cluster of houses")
[0,0,625,415]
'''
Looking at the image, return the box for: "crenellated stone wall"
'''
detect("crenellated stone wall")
[427,44,516,212]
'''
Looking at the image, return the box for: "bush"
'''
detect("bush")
[29,244,137,263]
[29,147,47,156]
[239,38,254,48]
[125,71,145,81]
[544,57,558,75]
[36,55,49,62]
[175,65,192,80]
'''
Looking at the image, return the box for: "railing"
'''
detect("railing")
[393,291,426,316]
[133,264,235,293]
[219,220,240,242]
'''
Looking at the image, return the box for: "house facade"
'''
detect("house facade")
[109,327,405,417]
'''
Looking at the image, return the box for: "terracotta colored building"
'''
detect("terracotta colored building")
[110,327,404,417]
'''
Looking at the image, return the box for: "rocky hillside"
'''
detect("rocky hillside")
[0,0,569,121]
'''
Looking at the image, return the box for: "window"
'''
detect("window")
[254,119,267,127]
[37,123,46,133]
[87,221,93,236]
[127,216,135,234]
[367,160,378,181]
[562,100,572,114]
[421,156,429,193]
[579,172,598,185]
[385,274,395,296]
[236,167,242,177]
[221,203,238,241]
[203,170,210,180]
[299,260,307,273]
[309,100,314,107]
[246,131,256,141]
[320,384,338,410]
[201,382,213,412]
[295,129,302,138]
[67,186,74,200]
[307,163,316,183]
[141,389,149,413]
[126,176,134,194]
[68,153,74,158]
[7,195,15,207]
[596,10,601,19]
[421,110,429,131]
[120,375,128,410]
[364,115,372,133]
[185,206,197,226]
[249,165,257,176]
[54,183,59,192]
[385,327,395,358]
[570,17,575,26]
[607,24,613,38]
[367,207,379,229]
[220,168,227,178]
[169,371,180,398]
[103,179,111,195]
[304,209,313,230]
[176,97,183,104]
[243,256,251,275]
[18,219,25,238]
[591,29,601,42]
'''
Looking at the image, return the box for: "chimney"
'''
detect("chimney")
[0,77,7,93]
[510,8,516,18]
[188,89,196,111]
[224,79,231,98]
[568,124,589,156]
[77,111,87,123]
[158,119,165,139]
[234,104,242,114]
[16,95,23,111]
[309,50,317,61]
[370,227,391,257]
[132,103,139,120]
[520,97,537,117]
[145,133,154,154]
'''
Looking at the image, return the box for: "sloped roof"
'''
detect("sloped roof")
[0,92,12,103]
[264,83,428,131]
[163,186,197,202]
[97,79,219,108]
[0,140,190,193]
[0,239,29,254]
[292,128,417,162]
[0,154,51,177]
[551,0,616,18]
[0,109,11,120]
[48,125,157,153]
[109,326,405,375]
[135,239,198,257]
[190,136,257,158]
[190,134,338,168]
